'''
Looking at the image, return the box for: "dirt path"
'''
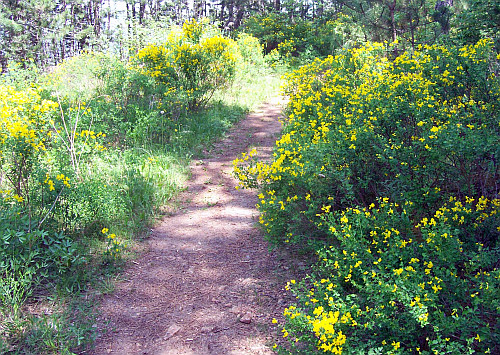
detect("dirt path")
[89,97,296,355]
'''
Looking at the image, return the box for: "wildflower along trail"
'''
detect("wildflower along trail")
[91,97,291,354]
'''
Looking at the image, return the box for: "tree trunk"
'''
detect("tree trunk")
[219,0,226,23]
[139,0,146,24]
[389,0,397,43]
[0,53,7,73]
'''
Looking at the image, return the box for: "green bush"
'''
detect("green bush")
[452,0,500,51]
[236,33,265,67]
[0,204,87,345]
[41,51,164,143]
[42,51,107,102]
[241,13,363,65]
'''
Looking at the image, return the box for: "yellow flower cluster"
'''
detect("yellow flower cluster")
[101,227,127,260]
[0,189,24,203]
[43,172,71,191]
[182,17,208,42]
[0,85,58,157]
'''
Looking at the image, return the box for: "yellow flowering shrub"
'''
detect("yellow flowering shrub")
[236,39,499,244]
[133,19,239,110]
[0,85,92,341]
[274,197,499,353]
[235,40,500,353]
[0,83,108,230]
[0,85,58,197]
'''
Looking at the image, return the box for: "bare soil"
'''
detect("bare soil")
[87,97,301,355]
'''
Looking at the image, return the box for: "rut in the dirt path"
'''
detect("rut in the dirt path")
[89,97,297,355]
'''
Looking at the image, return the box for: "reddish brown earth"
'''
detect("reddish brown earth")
[87,98,302,355]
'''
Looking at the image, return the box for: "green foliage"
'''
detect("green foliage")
[0,60,40,89]
[344,0,441,50]
[235,40,500,353]
[452,0,500,51]
[1,296,98,354]
[242,13,363,65]
[0,205,89,352]
[236,33,266,67]
[42,51,107,102]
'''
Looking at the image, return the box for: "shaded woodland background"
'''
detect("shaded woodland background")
[1,0,498,70]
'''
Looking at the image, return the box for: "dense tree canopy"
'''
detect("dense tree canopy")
[1,0,498,69]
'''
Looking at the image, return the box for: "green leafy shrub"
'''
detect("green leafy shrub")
[41,51,163,143]
[452,0,500,51]
[241,13,363,65]
[242,13,309,55]
[42,51,107,102]
[0,59,40,89]
[236,33,265,67]
[0,205,87,346]
[93,53,161,136]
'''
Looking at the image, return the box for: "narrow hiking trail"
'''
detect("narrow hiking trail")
[89,97,299,355]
